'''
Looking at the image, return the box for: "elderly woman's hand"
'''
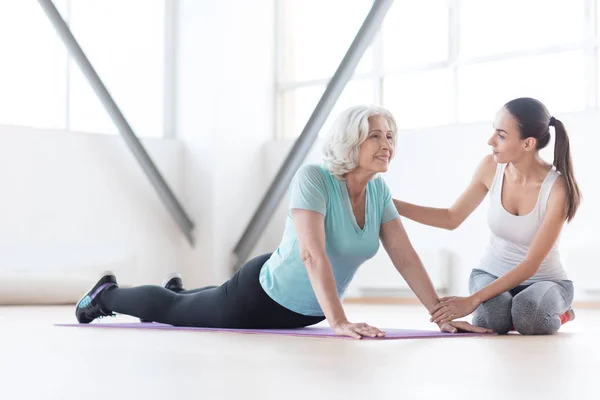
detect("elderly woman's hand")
[332,320,386,339]
[437,320,493,334]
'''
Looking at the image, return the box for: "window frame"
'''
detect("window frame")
[276,0,599,138]
[0,0,171,138]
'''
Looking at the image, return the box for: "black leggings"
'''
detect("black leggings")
[100,253,325,329]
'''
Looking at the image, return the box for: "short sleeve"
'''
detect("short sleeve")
[378,176,399,224]
[289,164,328,216]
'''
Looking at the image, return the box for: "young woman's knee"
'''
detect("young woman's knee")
[472,312,512,334]
[472,299,513,334]
[511,294,560,335]
[512,312,559,335]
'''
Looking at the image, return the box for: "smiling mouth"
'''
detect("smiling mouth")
[375,156,389,162]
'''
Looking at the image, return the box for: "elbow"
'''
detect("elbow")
[445,212,460,230]
[520,260,540,278]
[300,248,327,271]
[444,223,458,231]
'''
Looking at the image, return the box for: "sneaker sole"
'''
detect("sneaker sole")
[160,272,183,287]
[75,270,116,322]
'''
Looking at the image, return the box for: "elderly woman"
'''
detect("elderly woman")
[75,105,490,339]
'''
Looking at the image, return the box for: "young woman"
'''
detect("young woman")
[74,105,489,339]
[396,97,580,335]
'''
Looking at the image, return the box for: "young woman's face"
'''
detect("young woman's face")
[488,107,530,164]
[357,115,395,174]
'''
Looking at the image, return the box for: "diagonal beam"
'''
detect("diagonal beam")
[232,0,394,270]
[37,0,195,246]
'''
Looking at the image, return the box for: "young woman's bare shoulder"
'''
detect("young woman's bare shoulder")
[473,154,497,189]
[549,174,568,204]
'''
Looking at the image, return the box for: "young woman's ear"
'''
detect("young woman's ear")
[523,137,537,151]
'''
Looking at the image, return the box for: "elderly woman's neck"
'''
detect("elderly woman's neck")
[344,169,376,200]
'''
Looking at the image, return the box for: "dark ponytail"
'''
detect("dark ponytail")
[504,98,581,222]
[551,118,581,221]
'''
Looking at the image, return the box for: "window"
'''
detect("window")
[383,0,448,70]
[0,0,69,129]
[281,0,373,82]
[68,0,165,137]
[383,69,451,129]
[278,0,595,138]
[460,0,585,58]
[0,0,167,138]
[282,79,374,138]
[458,51,586,123]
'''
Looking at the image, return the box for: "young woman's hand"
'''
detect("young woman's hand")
[332,321,386,339]
[437,320,493,334]
[429,296,481,324]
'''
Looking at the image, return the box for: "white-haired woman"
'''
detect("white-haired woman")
[74,105,491,339]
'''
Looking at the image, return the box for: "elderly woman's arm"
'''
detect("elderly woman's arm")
[379,217,441,311]
[380,217,492,333]
[292,209,385,339]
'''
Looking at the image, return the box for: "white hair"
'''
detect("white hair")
[322,105,398,179]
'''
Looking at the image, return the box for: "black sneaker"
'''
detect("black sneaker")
[163,273,185,293]
[140,273,185,323]
[75,273,118,324]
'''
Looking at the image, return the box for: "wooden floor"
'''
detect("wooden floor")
[1,304,598,400]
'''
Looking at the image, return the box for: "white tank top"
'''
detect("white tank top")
[478,163,568,283]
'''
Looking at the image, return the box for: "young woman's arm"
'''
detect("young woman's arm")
[393,155,496,230]
[430,177,569,323]
[292,209,384,339]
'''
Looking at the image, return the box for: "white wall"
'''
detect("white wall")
[0,0,277,303]
[0,125,187,304]
[260,110,600,301]
[175,0,275,286]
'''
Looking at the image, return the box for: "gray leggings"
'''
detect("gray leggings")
[469,269,574,335]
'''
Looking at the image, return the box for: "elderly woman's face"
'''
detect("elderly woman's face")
[357,115,394,174]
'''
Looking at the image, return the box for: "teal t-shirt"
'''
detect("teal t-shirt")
[259,163,400,316]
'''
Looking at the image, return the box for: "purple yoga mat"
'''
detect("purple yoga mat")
[55,322,494,340]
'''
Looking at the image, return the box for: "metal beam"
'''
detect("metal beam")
[37,0,195,246]
[232,0,394,269]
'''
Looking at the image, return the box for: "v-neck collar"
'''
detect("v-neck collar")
[339,179,368,235]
